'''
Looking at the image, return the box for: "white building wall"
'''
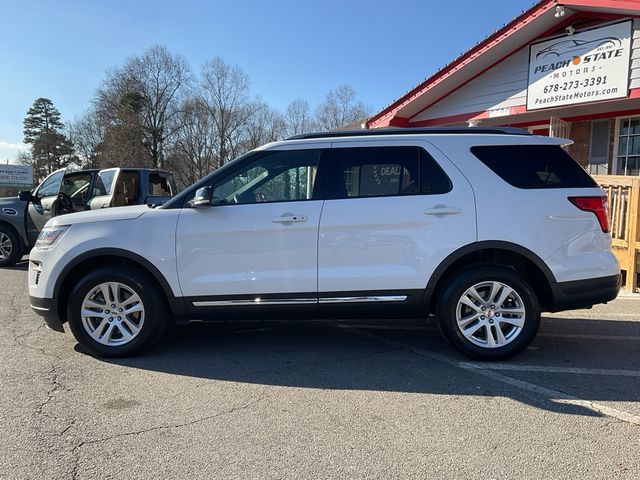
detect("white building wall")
[413,19,640,123]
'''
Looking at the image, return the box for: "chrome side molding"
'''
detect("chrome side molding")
[319,295,407,304]
[192,295,407,307]
[192,298,317,307]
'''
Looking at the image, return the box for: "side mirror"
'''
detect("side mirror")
[192,186,213,207]
[18,191,33,202]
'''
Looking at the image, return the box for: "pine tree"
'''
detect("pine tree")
[22,98,75,178]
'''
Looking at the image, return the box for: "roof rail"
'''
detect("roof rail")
[286,126,532,140]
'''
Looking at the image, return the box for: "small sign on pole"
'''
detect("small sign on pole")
[0,164,33,188]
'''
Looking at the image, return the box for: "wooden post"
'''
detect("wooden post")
[627,178,640,292]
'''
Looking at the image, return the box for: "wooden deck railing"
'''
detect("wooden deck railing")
[593,175,640,293]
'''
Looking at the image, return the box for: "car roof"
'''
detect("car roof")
[286,127,532,141]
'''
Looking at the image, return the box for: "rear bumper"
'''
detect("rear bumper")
[549,274,621,312]
[29,296,64,332]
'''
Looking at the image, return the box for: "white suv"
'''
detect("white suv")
[28,128,620,360]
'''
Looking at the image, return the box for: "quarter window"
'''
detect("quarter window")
[470,145,597,189]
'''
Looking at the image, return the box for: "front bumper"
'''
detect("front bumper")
[549,273,621,312]
[29,296,64,332]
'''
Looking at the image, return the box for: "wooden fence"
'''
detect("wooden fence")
[593,175,640,293]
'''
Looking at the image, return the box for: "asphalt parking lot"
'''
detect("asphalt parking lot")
[1,258,639,479]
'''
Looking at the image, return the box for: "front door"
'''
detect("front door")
[26,169,65,245]
[176,147,327,318]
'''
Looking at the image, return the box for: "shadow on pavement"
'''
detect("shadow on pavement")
[91,317,640,420]
[4,259,29,271]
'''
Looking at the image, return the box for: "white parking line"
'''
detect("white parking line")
[538,333,640,341]
[345,325,640,342]
[459,363,640,378]
[340,325,640,427]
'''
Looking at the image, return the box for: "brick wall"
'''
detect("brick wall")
[569,121,591,167]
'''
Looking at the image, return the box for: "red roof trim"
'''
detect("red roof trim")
[406,89,640,127]
[367,0,557,128]
[407,12,588,125]
[369,0,640,129]
[561,0,640,11]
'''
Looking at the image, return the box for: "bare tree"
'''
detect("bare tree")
[167,98,216,188]
[95,45,192,168]
[67,108,105,169]
[199,57,260,166]
[240,101,286,152]
[315,84,370,131]
[284,99,316,137]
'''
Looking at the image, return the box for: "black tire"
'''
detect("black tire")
[0,224,22,268]
[437,266,540,361]
[67,266,168,357]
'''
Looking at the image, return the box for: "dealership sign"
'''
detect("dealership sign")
[527,21,632,110]
[0,164,33,188]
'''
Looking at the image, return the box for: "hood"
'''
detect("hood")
[47,204,150,227]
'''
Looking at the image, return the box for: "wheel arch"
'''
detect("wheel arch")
[424,241,557,313]
[53,248,187,323]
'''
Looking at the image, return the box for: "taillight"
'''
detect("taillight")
[568,196,609,233]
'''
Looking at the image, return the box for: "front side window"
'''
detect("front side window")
[36,170,65,198]
[212,150,321,205]
[95,170,116,196]
[333,146,451,199]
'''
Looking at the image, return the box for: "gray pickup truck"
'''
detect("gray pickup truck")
[0,167,176,267]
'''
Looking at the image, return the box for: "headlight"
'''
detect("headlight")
[35,225,70,250]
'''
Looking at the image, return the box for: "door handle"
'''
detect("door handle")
[272,215,307,223]
[424,205,462,216]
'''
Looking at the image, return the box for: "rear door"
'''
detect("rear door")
[317,140,476,317]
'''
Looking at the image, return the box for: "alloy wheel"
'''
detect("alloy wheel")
[0,233,12,260]
[455,280,526,349]
[81,282,145,346]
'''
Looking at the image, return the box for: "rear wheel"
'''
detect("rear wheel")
[0,225,22,268]
[67,266,167,357]
[437,266,540,360]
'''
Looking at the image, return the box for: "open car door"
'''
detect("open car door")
[26,169,66,245]
[88,168,121,209]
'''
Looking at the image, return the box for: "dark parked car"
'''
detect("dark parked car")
[0,167,176,267]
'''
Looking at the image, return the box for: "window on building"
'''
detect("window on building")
[616,117,640,176]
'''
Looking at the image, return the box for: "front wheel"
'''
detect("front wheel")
[437,266,540,360]
[67,266,168,357]
[0,224,22,268]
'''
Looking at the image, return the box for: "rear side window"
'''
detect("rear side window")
[332,146,451,199]
[470,145,597,189]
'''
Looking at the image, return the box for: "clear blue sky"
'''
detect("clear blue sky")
[0,0,535,161]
